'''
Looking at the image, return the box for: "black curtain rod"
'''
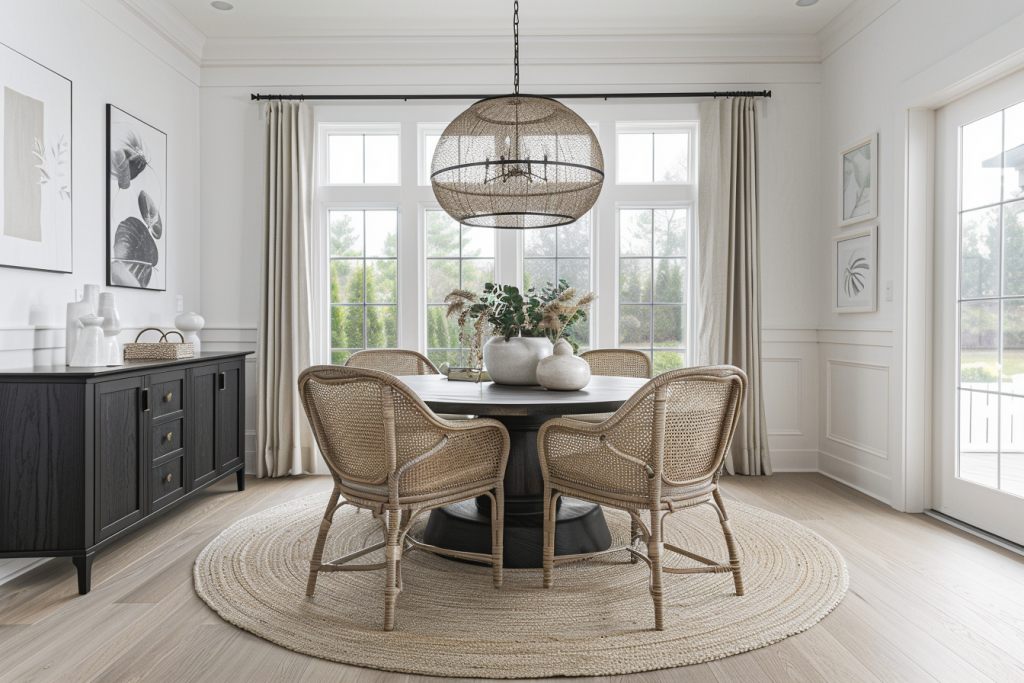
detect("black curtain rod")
[250,90,771,102]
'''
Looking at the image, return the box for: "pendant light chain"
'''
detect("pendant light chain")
[513,1,520,95]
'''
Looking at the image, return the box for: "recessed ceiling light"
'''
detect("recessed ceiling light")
[211,1,233,9]
[796,0,819,5]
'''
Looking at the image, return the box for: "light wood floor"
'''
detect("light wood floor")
[2,473,1024,683]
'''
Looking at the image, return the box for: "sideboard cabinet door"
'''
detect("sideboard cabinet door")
[188,364,220,489]
[95,377,146,542]
[217,360,244,473]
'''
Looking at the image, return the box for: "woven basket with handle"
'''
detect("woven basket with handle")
[123,328,194,361]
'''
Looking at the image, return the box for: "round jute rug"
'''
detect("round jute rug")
[194,492,847,678]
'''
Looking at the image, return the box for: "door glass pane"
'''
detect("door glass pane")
[960,389,999,488]
[1003,102,1024,203]
[961,300,999,387]
[1004,200,1024,296]
[1001,394,1024,496]
[1003,299,1024,393]
[962,111,1003,211]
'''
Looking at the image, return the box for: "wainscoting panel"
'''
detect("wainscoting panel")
[762,329,820,472]
[763,357,802,436]
[826,359,890,459]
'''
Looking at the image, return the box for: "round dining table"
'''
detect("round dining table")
[399,374,649,568]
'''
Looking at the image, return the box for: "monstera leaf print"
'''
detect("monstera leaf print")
[109,128,148,190]
[138,190,163,239]
[844,256,869,297]
[111,217,159,288]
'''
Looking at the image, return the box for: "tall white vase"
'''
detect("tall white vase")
[65,301,91,366]
[97,293,122,366]
[82,285,100,314]
[174,312,205,356]
[70,315,108,367]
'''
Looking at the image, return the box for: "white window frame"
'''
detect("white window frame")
[320,122,402,187]
[418,123,447,186]
[615,121,697,186]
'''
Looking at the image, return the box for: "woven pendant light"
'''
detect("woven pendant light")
[430,3,604,229]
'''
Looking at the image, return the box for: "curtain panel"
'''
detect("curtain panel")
[256,101,318,478]
[697,97,772,476]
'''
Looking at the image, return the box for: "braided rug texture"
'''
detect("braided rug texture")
[194,492,847,678]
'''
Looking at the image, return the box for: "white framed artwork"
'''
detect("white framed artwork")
[840,133,877,227]
[834,225,876,313]
[0,42,72,273]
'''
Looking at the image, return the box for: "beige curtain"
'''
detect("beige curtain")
[256,101,317,478]
[697,97,771,476]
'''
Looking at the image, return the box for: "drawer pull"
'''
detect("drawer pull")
[166,432,173,442]
[165,473,173,484]
[219,372,226,391]
[165,392,173,402]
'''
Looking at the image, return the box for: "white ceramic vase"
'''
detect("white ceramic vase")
[537,339,591,391]
[82,284,100,314]
[97,293,122,366]
[175,311,205,356]
[69,315,108,367]
[482,335,553,386]
[65,300,92,366]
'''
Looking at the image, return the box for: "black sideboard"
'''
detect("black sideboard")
[0,351,248,594]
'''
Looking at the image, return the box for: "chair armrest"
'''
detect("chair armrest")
[394,418,509,497]
[538,417,654,490]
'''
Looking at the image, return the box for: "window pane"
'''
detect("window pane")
[654,258,685,303]
[962,111,1003,211]
[1005,102,1024,203]
[524,227,556,258]
[961,300,999,386]
[424,134,440,182]
[427,259,459,303]
[330,306,349,348]
[330,261,363,304]
[620,209,652,256]
[461,258,495,295]
[336,306,364,350]
[329,210,363,257]
[567,316,590,352]
[961,206,1000,299]
[559,258,590,292]
[558,216,591,257]
[365,211,398,257]
[364,135,399,183]
[366,305,397,348]
[462,226,495,258]
[653,350,685,375]
[524,259,556,292]
[619,305,652,348]
[653,305,684,347]
[331,350,356,365]
[1004,201,1024,296]
[1003,300,1024,393]
[959,389,998,488]
[427,306,461,352]
[620,258,651,303]
[654,209,687,257]
[426,210,461,257]
[366,259,397,303]
[328,135,363,184]
[619,133,653,182]
[654,133,688,182]
[428,349,460,368]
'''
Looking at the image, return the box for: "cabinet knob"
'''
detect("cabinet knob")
[165,392,173,402]
[166,432,173,442]
[165,473,172,484]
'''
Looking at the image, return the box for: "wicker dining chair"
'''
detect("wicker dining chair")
[298,365,510,631]
[538,365,747,631]
[344,349,441,376]
[568,349,654,424]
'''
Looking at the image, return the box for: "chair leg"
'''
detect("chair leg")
[648,508,665,631]
[306,487,342,596]
[491,483,504,588]
[542,487,558,588]
[383,508,402,631]
[713,489,745,597]
[630,517,641,564]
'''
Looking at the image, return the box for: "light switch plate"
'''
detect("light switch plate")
[176,295,183,313]
[885,280,893,302]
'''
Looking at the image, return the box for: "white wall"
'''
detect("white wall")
[818,0,1024,506]
[0,0,201,369]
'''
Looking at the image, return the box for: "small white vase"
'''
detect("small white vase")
[537,339,591,391]
[482,335,553,386]
[70,315,108,367]
[82,285,100,314]
[65,300,92,366]
[175,311,205,356]
[97,293,122,366]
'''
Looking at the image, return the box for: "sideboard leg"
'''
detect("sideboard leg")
[72,554,94,595]
[236,470,246,491]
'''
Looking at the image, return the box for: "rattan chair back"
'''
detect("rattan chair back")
[344,349,440,376]
[579,349,652,379]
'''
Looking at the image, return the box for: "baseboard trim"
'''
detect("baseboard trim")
[817,451,892,505]
[768,449,819,472]
[923,510,1024,558]
[0,557,51,586]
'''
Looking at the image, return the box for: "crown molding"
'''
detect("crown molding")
[817,0,902,60]
[118,0,206,66]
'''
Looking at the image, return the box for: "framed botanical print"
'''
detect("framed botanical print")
[840,133,878,227]
[0,42,72,273]
[107,104,167,290]
[834,225,877,313]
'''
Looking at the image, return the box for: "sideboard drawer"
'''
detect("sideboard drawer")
[151,455,185,512]
[152,418,183,460]
[151,378,183,418]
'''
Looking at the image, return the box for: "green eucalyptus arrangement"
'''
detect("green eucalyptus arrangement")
[444,280,596,368]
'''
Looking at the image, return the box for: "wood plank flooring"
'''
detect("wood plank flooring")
[2,473,1023,683]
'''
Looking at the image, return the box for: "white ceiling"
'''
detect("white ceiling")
[164,0,860,39]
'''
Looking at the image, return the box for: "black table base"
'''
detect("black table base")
[421,414,613,568]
